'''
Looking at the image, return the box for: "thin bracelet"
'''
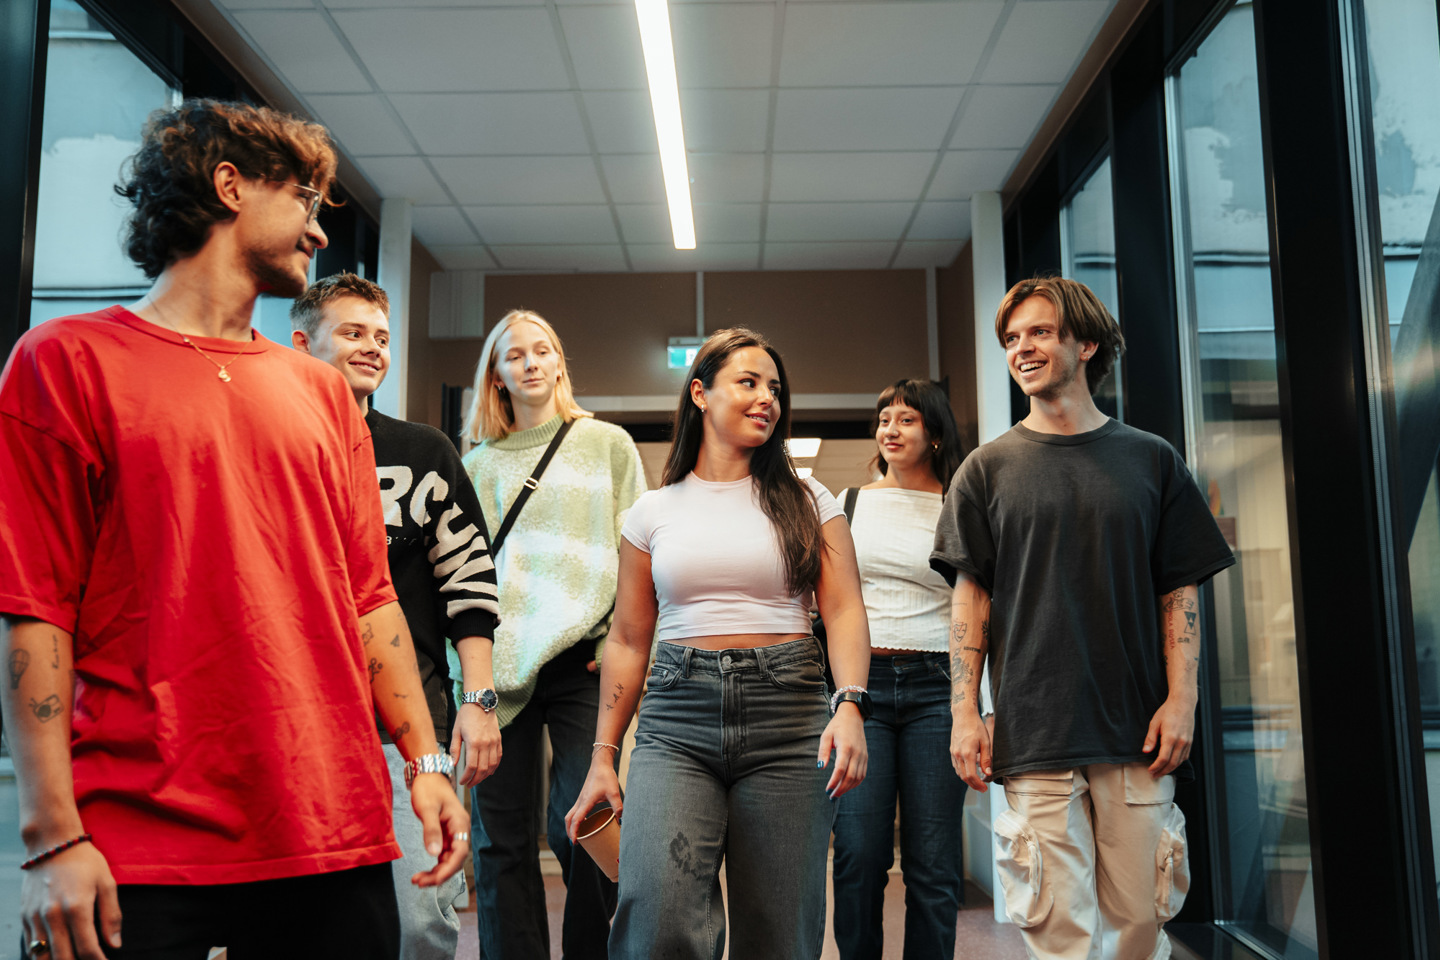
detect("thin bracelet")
[830,685,867,713]
[20,833,92,871]
[592,741,620,754]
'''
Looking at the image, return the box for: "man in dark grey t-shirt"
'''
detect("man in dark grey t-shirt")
[931,277,1233,960]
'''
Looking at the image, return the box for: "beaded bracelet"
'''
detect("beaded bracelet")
[592,741,620,754]
[20,833,92,871]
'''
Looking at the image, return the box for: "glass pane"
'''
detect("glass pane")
[1062,156,1123,419]
[1354,0,1440,904]
[31,0,177,328]
[1169,3,1318,956]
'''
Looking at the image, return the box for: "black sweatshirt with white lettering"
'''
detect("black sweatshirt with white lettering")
[366,407,499,743]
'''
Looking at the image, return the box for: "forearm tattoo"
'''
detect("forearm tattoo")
[7,650,28,690]
[29,694,62,722]
[391,722,410,741]
[605,683,623,712]
[368,657,383,682]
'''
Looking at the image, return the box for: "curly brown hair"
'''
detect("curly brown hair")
[116,99,338,279]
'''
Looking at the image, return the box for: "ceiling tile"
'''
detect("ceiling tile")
[982,1,1112,85]
[331,8,568,92]
[680,89,769,153]
[465,205,619,244]
[490,245,629,272]
[908,200,971,240]
[410,206,479,247]
[600,155,666,204]
[583,92,659,154]
[390,93,588,155]
[952,85,1058,150]
[762,241,895,270]
[431,156,605,204]
[697,203,763,243]
[768,153,933,202]
[232,11,370,94]
[780,2,1004,86]
[892,240,966,269]
[427,246,499,271]
[220,0,310,10]
[765,202,914,242]
[927,149,1020,199]
[615,205,671,245]
[672,5,775,88]
[352,157,450,204]
[688,154,766,203]
[773,88,963,152]
[307,95,415,156]
[562,6,647,90]
[629,243,762,272]
[327,0,544,7]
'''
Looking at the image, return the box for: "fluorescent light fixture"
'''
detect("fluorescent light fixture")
[796,467,814,480]
[635,0,696,250]
[787,438,822,459]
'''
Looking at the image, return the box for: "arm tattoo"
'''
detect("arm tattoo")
[7,650,28,690]
[390,634,400,648]
[391,722,410,741]
[981,618,990,645]
[605,683,623,711]
[29,694,62,722]
[362,623,374,647]
[51,633,60,669]
[958,661,976,686]
[951,621,969,643]
[368,658,383,682]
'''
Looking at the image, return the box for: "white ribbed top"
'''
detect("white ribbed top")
[842,487,952,652]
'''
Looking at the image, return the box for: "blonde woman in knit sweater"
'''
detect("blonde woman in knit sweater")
[460,309,645,960]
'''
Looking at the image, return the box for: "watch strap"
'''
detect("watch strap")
[403,752,456,789]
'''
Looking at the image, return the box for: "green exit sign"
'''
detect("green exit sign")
[668,337,704,369]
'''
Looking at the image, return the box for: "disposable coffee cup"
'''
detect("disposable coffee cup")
[576,806,621,882]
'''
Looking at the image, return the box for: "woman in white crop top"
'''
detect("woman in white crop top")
[565,328,871,960]
[830,379,970,960]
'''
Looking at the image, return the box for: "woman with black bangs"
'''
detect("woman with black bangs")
[565,327,871,960]
[830,378,970,960]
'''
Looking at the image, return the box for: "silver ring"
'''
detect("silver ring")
[455,832,469,842]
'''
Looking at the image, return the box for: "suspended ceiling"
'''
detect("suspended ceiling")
[188,0,1119,273]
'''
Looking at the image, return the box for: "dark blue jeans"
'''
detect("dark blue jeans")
[832,652,968,960]
[471,640,618,960]
[610,638,835,960]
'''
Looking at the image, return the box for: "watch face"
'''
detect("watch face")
[479,689,498,711]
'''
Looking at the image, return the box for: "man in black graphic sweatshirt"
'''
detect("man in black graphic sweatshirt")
[293,272,500,960]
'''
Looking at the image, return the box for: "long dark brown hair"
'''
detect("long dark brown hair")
[871,378,967,489]
[662,328,824,596]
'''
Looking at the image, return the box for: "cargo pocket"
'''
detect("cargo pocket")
[1154,802,1189,921]
[992,808,1052,928]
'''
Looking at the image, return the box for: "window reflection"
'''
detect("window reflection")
[1061,156,1122,419]
[31,0,177,328]
[1169,3,1318,955]
[1355,0,1440,903]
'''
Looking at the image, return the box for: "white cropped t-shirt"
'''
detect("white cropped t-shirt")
[839,487,952,652]
[621,473,844,641]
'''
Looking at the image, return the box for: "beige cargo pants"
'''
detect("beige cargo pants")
[994,762,1189,960]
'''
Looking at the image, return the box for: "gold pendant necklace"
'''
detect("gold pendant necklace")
[181,336,245,382]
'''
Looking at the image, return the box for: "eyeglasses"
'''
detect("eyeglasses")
[263,178,324,222]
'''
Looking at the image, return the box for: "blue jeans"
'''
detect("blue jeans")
[471,640,618,960]
[383,743,467,960]
[832,652,968,960]
[609,638,835,960]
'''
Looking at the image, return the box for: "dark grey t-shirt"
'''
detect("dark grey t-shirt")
[930,419,1234,781]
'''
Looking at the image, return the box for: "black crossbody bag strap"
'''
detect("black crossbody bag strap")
[489,420,575,556]
[843,486,859,525]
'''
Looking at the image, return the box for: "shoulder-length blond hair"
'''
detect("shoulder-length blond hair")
[462,309,592,444]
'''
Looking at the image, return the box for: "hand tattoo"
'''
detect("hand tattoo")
[7,650,28,690]
[29,694,62,722]
[368,658,383,682]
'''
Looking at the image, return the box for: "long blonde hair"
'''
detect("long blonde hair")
[462,309,592,444]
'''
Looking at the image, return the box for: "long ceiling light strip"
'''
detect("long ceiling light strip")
[634,0,696,250]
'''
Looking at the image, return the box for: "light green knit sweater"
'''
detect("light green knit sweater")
[462,415,645,727]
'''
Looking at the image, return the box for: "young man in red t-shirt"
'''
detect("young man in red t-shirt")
[0,99,468,960]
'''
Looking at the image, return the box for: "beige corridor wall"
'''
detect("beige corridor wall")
[407,266,976,436]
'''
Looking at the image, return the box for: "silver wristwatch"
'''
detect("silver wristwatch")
[462,688,499,713]
[403,752,456,789]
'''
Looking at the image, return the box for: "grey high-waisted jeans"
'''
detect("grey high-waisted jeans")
[608,637,835,960]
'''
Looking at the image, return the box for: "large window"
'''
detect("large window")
[1060,155,1122,419]
[1168,3,1317,956]
[1350,0,1440,906]
[31,0,178,327]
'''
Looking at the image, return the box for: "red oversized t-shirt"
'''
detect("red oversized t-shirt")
[0,307,401,884]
